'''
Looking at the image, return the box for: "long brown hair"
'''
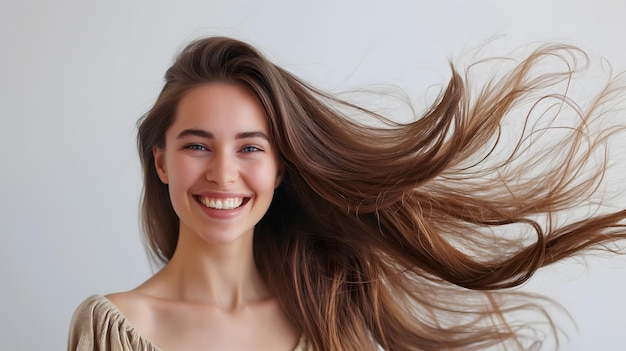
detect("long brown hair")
[137,37,626,350]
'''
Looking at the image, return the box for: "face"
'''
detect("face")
[153,83,282,246]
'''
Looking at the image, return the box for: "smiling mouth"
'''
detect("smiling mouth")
[195,196,248,210]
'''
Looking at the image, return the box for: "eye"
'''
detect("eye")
[184,144,208,151]
[241,145,262,153]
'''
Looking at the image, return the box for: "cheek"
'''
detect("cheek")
[166,157,205,193]
[246,161,280,194]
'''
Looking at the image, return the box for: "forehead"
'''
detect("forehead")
[169,82,268,135]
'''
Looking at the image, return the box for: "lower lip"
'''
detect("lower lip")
[195,197,249,219]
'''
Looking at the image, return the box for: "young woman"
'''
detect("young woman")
[68,37,626,350]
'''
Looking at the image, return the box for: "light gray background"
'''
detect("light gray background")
[1,1,625,350]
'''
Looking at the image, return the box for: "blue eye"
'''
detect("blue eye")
[185,144,207,151]
[241,146,261,153]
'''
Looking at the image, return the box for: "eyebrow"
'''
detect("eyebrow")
[176,129,270,141]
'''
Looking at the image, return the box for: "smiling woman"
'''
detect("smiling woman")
[68,37,626,351]
[153,83,282,248]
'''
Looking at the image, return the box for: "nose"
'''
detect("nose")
[207,151,238,186]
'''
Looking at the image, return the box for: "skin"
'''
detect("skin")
[106,83,299,351]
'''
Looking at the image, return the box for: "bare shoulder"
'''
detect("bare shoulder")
[104,290,157,335]
[105,291,150,315]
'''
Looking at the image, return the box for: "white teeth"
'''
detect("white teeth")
[199,197,244,210]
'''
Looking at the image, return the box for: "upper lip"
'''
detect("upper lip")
[194,192,250,198]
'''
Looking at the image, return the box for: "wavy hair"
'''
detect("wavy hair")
[137,37,626,350]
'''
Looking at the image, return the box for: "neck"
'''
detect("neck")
[155,225,271,310]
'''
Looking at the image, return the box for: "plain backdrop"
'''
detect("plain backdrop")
[1,1,626,350]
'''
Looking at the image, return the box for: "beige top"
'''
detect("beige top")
[68,295,306,351]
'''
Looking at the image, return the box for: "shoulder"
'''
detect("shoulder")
[67,294,158,351]
[105,291,153,324]
[69,295,113,333]
[68,295,116,350]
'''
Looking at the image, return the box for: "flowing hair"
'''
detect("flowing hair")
[137,37,626,350]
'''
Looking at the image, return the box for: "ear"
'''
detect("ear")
[153,147,169,184]
[274,163,285,189]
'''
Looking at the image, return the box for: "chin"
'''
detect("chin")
[196,228,253,247]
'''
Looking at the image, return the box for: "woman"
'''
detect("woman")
[68,37,626,350]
